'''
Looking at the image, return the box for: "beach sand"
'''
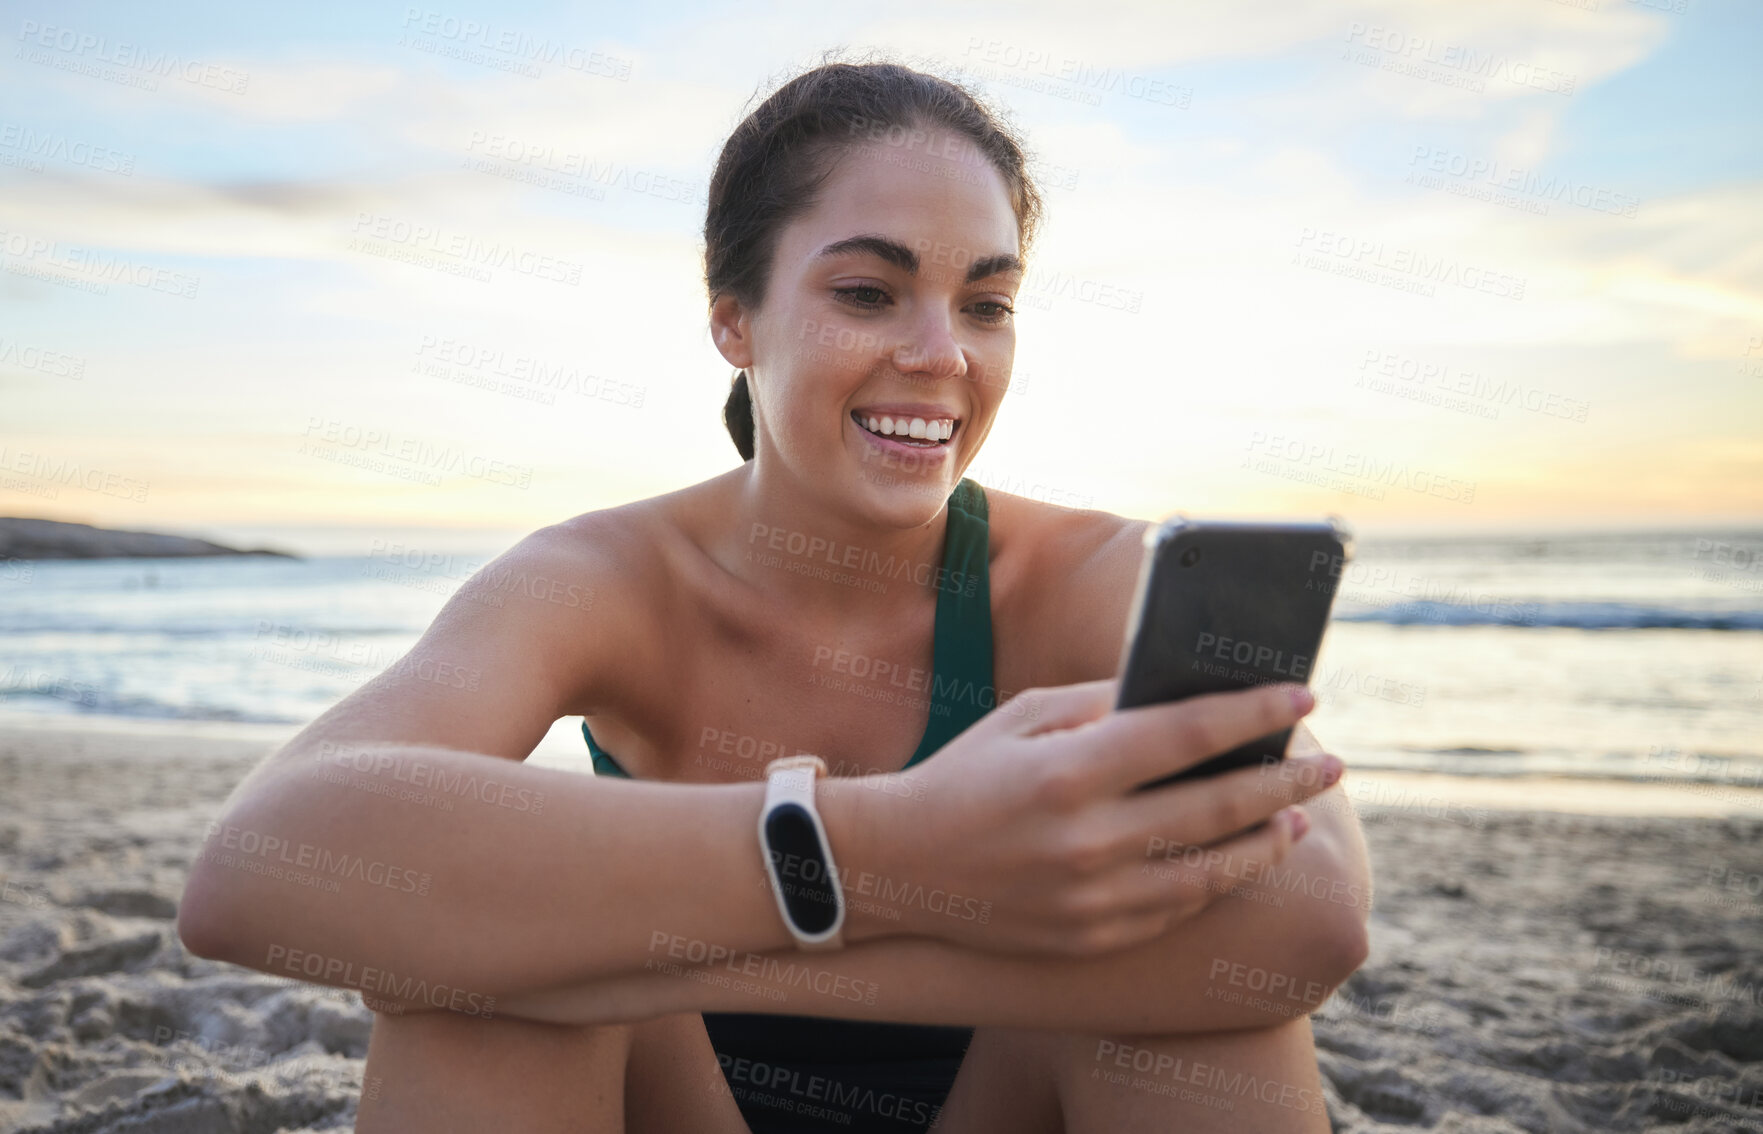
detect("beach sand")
[1,722,1760,1133]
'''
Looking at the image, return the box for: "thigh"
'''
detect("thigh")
[358,1008,634,1132]
[931,1026,1065,1134]
[1054,1018,1332,1134]
[625,1012,752,1134]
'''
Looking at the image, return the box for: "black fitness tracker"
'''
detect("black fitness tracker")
[758,755,846,951]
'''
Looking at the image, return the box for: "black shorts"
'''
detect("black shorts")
[703,1012,975,1133]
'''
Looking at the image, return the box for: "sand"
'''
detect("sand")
[1,721,1760,1133]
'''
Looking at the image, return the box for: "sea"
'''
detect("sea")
[2,526,1760,791]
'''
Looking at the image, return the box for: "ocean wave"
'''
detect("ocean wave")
[1336,600,1763,630]
[0,616,418,637]
[0,685,306,724]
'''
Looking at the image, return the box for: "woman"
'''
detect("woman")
[179,59,1371,1132]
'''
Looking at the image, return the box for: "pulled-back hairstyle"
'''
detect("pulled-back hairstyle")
[706,54,1044,461]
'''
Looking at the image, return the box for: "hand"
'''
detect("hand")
[822,678,1342,958]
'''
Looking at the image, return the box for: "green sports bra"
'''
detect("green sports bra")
[583,476,995,776]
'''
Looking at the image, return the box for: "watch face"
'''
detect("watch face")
[764,803,841,934]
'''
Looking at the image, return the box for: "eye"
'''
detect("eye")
[970,301,1015,324]
[834,285,890,311]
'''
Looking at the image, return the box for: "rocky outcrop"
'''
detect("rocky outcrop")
[0,518,297,560]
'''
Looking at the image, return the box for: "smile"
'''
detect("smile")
[850,410,957,448]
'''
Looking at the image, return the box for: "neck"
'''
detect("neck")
[716,457,961,623]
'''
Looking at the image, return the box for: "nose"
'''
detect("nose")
[891,311,967,382]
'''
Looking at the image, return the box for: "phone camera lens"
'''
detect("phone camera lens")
[1179,546,1201,567]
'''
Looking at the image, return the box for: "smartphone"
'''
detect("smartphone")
[1114,515,1353,791]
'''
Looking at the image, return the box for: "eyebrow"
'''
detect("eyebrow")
[813,234,1023,284]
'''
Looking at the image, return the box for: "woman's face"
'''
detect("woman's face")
[722,124,1022,520]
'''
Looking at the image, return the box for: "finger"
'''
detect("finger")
[1287,719,1325,759]
[1108,750,1338,860]
[1070,682,1316,795]
[994,677,1121,738]
[1121,806,1308,917]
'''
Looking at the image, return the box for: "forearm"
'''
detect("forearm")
[178,742,900,1005]
[496,783,1373,1033]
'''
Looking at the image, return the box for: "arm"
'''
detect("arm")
[495,738,1372,1035]
[177,523,821,1000]
[182,510,1339,1022]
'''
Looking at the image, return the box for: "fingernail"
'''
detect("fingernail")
[1321,755,1343,787]
[1288,808,1310,840]
[1286,684,1314,713]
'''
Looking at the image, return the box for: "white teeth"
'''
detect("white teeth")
[856,413,956,442]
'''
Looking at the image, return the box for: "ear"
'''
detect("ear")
[709,294,754,370]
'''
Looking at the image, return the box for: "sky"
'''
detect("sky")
[1,0,1760,553]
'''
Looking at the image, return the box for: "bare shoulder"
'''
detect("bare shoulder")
[454,492,687,716]
[983,487,1153,688]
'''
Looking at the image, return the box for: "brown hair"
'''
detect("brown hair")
[706,55,1044,461]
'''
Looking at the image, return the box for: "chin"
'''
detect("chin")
[846,468,957,522]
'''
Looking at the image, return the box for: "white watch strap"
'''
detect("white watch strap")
[760,755,846,951]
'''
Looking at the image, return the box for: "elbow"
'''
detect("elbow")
[1325,904,1371,989]
[1307,873,1372,1000]
[176,865,242,964]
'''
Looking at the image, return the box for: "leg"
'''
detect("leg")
[934,1019,1331,1134]
[931,1027,1065,1133]
[357,1009,749,1134]
[358,1010,634,1132]
[1055,1018,1332,1133]
[624,1012,752,1134]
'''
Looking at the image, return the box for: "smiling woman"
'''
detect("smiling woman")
[178,53,1369,1134]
